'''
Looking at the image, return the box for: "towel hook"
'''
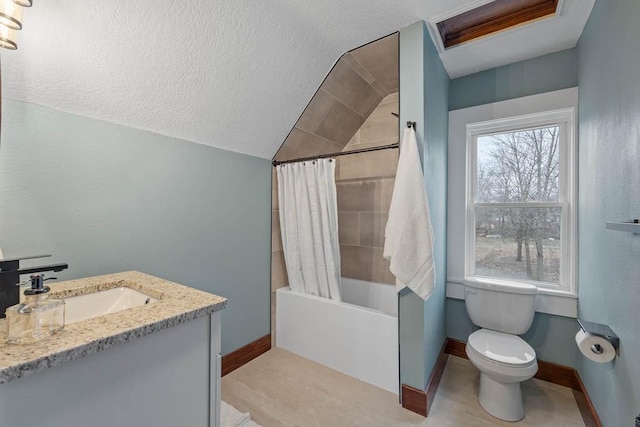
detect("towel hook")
[407,121,416,130]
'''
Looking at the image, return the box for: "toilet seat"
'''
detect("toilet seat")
[465,330,539,422]
[468,329,536,368]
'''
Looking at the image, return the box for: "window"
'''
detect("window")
[466,109,576,294]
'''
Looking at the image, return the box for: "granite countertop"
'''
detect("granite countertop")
[0,271,227,384]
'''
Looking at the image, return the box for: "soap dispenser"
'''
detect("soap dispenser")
[6,274,65,344]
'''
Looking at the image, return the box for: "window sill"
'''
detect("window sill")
[446,278,577,318]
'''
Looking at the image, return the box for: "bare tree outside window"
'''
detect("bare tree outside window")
[474,126,561,284]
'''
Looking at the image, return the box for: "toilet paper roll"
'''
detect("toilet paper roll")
[575,330,616,363]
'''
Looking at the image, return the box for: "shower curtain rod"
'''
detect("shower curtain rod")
[272,121,416,166]
[272,142,399,166]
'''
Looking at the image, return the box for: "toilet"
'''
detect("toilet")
[464,279,538,422]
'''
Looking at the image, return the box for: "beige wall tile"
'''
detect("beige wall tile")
[273,144,294,163]
[340,247,393,285]
[358,246,377,282]
[338,212,360,246]
[271,35,400,293]
[315,101,366,147]
[337,150,398,181]
[359,212,388,248]
[342,53,376,85]
[370,81,389,98]
[273,33,398,176]
[342,139,398,151]
[350,33,399,94]
[380,178,395,212]
[340,245,373,282]
[359,99,399,145]
[336,181,380,212]
[336,152,368,180]
[320,61,382,119]
[339,245,359,279]
[334,157,344,179]
[274,127,328,162]
[272,213,282,252]
[320,142,346,156]
[296,89,335,134]
[381,92,398,105]
[346,130,360,149]
[271,250,288,290]
[368,149,398,178]
[372,247,395,285]
[340,93,398,153]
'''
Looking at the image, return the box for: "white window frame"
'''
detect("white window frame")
[465,108,577,295]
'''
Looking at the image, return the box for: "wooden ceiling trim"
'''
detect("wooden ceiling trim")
[437,0,559,49]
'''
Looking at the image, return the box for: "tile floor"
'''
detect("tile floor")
[222,347,585,427]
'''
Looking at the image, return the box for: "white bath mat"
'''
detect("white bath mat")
[221,400,262,427]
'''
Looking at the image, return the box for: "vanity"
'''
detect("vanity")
[0,271,227,427]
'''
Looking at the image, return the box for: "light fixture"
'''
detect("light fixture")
[0,21,17,50]
[0,1,23,31]
[0,0,31,50]
[0,0,30,142]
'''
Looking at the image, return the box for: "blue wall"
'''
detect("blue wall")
[422,22,449,384]
[0,100,272,355]
[398,21,448,390]
[399,21,427,389]
[446,48,581,369]
[576,1,640,425]
[449,48,577,110]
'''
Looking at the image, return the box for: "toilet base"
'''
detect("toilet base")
[478,373,524,422]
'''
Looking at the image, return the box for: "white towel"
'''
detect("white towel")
[383,128,435,300]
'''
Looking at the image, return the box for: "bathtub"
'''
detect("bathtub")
[276,277,398,394]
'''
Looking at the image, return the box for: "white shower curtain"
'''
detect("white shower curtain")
[277,159,342,301]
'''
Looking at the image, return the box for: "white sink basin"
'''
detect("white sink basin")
[64,287,158,325]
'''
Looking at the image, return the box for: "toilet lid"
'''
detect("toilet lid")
[468,329,536,366]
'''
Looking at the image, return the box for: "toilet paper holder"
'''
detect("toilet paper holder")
[577,319,620,356]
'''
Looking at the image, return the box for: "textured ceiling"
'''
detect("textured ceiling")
[2,1,592,159]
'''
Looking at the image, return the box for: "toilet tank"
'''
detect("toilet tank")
[464,278,537,335]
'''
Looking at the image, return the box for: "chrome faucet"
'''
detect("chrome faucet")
[0,254,69,318]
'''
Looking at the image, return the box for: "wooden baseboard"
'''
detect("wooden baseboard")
[444,337,601,426]
[401,340,449,417]
[536,359,580,390]
[426,341,449,414]
[572,370,603,427]
[221,333,272,377]
[444,336,467,359]
[401,384,428,417]
[443,338,467,359]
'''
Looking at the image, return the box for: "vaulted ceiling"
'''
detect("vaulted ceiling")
[1,1,593,159]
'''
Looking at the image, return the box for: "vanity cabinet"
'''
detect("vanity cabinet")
[0,272,226,427]
[0,311,221,427]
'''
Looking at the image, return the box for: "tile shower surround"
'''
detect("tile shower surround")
[270,93,399,340]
